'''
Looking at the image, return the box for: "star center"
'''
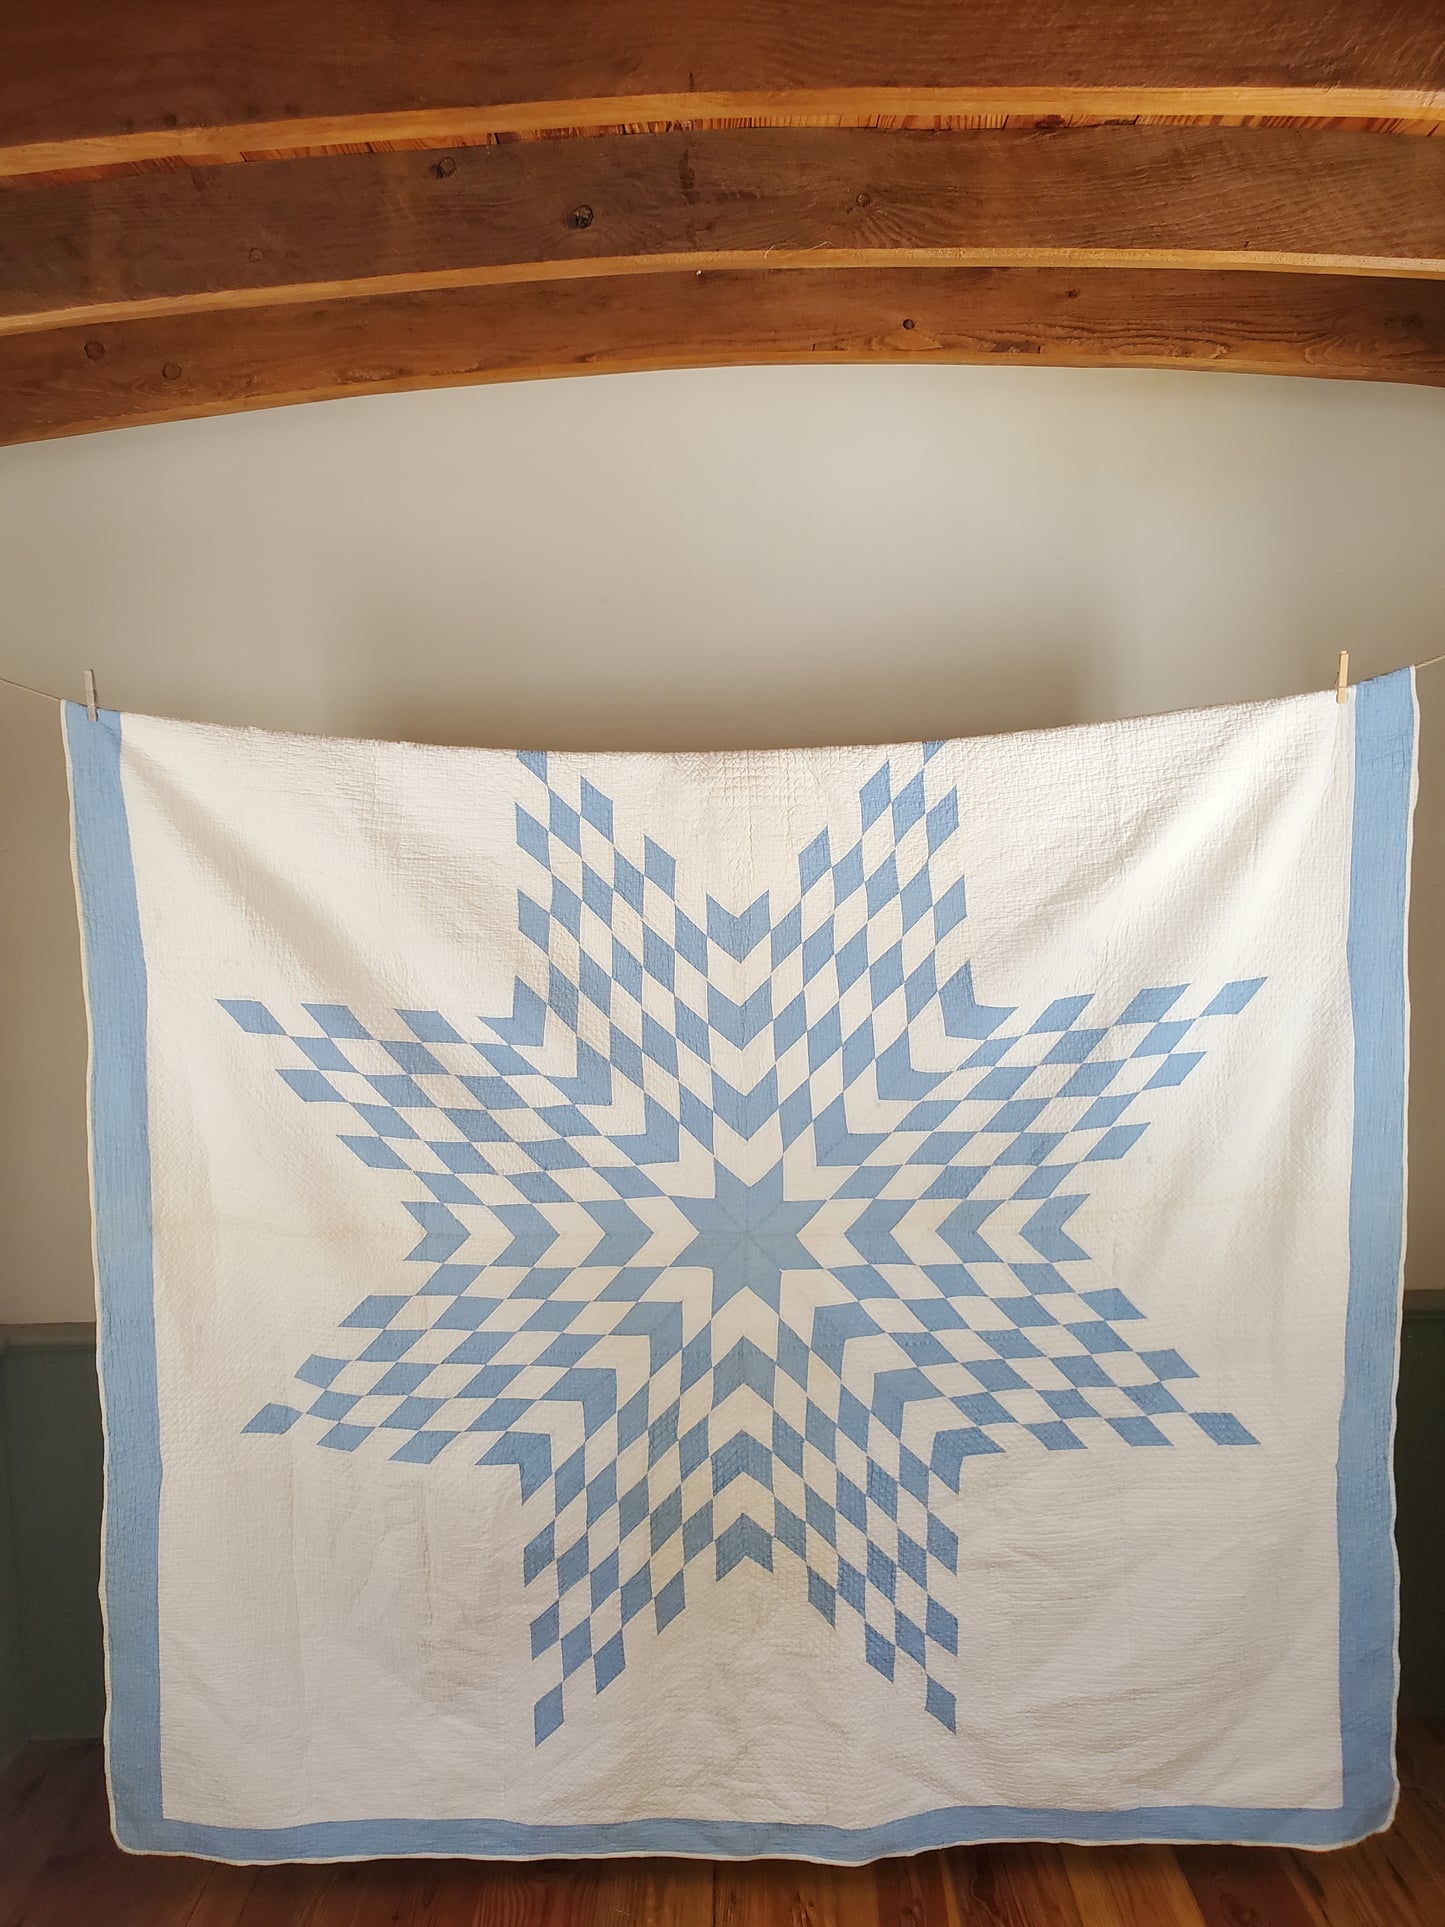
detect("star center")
[673,1163,823,1312]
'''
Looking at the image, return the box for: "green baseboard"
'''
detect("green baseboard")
[2,1314,1442,1754]
[1397,1308,1445,1719]
[0,1365,25,1764]
[0,1328,104,1749]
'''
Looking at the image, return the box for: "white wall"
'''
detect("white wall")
[1,364,1441,1322]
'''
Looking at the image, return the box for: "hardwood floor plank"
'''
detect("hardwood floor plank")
[430,1855,709,1927]
[5,1748,216,1927]
[713,1856,879,1927]
[1276,1860,1332,1927]
[944,1845,1085,1926]
[646,1858,717,1927]
[396,1865,531,1927]
[0,1743,101,1921]
[604,1856,714,1927]
[177,1863,264,1927]
[1173,1845,1322,1927]
[1287,1825,1442,1927]
[874,1849,956,1925]
[214,1860,496,1927]
[555,1855,674,1927]
[1061,1843,1207,1927]
[227,1863,346,1926]
[276,1859,466,1927]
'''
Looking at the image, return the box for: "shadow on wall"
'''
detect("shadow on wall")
[351,619,1102,752]
[308,567,1445,1309]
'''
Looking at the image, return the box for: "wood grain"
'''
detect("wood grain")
[3,2,1444,177]
[1,1744,214,1927]
[0,1743,100,1922]
[1061,1842,1207,1927]
[3,264,1444,446]
[1286,1827,1443,1927]
[874,1850,959,1926]
[1173,1844,1325,1926]
[5,124,1445,339]
[715,1857,880,1926]
[945,1845,1085,1926]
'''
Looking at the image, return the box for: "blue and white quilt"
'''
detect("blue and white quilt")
[66,674,1414,1862]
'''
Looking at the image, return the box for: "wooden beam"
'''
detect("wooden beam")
[4,266,1444,444]
[4,2,1444,177]
[5,125,1445,339]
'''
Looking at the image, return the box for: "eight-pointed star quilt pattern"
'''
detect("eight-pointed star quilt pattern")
[229,746,1262,1748]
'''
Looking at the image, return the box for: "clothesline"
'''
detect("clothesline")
[3,653,1445,717]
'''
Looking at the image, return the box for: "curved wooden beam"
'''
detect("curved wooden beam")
[5,1,1444,178]
[4,126,1445,342]
[6,5,1443,433]
[4,267,1443,444]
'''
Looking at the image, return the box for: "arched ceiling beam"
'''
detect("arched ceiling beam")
[4,4,1444,438]
[4,126,1444,342]
[4,0,1444,178]
[4,267,1443,445]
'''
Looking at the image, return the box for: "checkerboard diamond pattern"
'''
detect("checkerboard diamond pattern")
[230,748,1261,1745]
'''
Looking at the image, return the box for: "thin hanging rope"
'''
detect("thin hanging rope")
[0,671,68,703]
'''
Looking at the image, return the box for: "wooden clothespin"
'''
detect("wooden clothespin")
[1335,652,1349,705]
[83,669,98,721]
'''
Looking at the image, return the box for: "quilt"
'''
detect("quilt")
[64,672,1415,1859]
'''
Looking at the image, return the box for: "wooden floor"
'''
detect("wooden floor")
[2,1730,1444,1926]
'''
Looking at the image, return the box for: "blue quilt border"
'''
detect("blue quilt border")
[64,676,1414,1862]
